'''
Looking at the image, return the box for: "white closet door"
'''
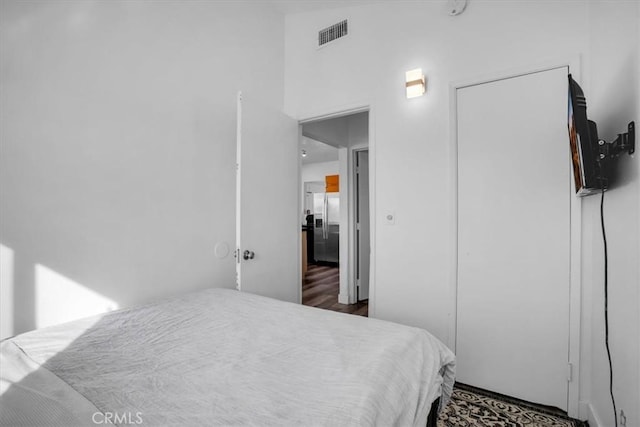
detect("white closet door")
[456,67,571,410]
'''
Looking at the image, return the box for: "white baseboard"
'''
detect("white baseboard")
[338,292,349,304]
[578,401,589,421]
[586,402,605,427]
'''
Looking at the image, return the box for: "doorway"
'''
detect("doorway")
[298,111,370,317]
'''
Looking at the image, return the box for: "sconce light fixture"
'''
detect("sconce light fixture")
[405,68,426,99]
[301,149,307,157]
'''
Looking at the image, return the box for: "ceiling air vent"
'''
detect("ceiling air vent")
[318,19,348,47]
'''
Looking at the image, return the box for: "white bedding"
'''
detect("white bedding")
[1,288,455,426]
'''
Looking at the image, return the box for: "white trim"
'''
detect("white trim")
[567,154,583,417]
[297,102,370,124]
[235,91,242,292]
[367,106,376,318]
[338,146,350,304]
[587,402,605,427]
[566,58,583,420]
[447,83,458,352]
[451,56,581,90]
[448,57,582,418]
[297,124,304,305]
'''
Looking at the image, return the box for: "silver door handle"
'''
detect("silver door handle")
[243,250,255,260]
[323,194,328,239]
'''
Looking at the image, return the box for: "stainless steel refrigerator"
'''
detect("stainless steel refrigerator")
[312,192,339,264]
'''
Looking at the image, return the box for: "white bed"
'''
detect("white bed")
[0,288,455,426]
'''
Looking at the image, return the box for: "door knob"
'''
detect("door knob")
[243,250,255,260]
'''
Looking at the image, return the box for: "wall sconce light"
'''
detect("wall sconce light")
[405,68,425,98]
[301,149,307,157]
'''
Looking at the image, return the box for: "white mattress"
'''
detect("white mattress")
[1,288,455,426]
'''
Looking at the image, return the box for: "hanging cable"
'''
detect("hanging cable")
[599,170,617,427]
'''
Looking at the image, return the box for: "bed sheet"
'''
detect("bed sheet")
[1,288,455,426]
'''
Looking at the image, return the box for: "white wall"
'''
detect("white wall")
[582,2,639,426]
[301,161,340,189]
[0,0,286,334]
[285,1,638,424]
[285,0,588,348]
[2,1,636,422]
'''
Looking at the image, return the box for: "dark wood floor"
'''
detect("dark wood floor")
[302,265,368,317]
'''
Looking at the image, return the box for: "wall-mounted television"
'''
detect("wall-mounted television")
[567,74,635,197]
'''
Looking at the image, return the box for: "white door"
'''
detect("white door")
[456,67,571,410]
[356,150,370,301]
[236,92,299,303]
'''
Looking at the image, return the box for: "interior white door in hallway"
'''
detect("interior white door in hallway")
[236,92,299,303]
[456,67,571,410]
[355,149,370,301]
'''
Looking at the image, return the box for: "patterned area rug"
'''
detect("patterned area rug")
[438,383,589,427]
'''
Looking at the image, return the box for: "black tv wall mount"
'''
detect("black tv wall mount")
[598,121,635,159]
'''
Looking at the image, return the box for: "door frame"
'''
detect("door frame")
[298,104,376,316]
[448,58,582,417]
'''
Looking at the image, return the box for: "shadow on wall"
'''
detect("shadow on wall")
[595,52,639,190]
[0,243,119,340]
